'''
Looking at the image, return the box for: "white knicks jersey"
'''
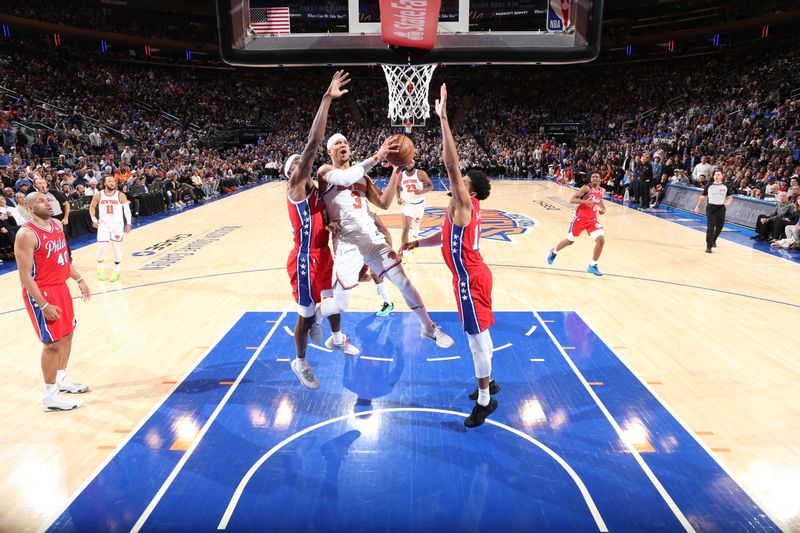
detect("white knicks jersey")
[98,190,125,225]
[322,178,382,245]
[400,169,426,205]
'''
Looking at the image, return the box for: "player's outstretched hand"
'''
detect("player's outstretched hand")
[434,83,447,119]
[376,136,400,161]
[326,70,351,99]
[398,240,418,258]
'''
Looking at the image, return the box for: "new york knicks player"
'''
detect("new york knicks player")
[15,191,91,411]
[397,159,432,259]
[89,175,132,281]
[317,132,454,349]
[400,83,498,428]
[284,71,355,389]
[547,171,607,276]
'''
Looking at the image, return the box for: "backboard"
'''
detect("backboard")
[217,0,603,67]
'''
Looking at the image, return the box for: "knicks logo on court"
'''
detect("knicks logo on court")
[379,207,537,242]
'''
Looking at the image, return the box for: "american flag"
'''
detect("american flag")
[251,7,290,35]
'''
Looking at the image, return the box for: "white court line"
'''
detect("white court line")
[530,358,545,362]
[36,310,250,533]
[310,343,332,352]
[275,358,290,362]
[493,343,512,352]
[217,407,608,532]
[533,312,696,532]
[360,356,394,362]
[131,311,288,532]
[426,356,461,362]
[525,325,537,336]
[574,311,787,531]
[493,287,694,531]
[283,325,331,352]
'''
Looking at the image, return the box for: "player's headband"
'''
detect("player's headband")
[326,133,347,150]
[283,154,300,179]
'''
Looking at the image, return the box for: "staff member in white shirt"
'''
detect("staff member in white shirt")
[695,169,732,253]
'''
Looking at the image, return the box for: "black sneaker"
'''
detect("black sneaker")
[705,247,712,253]
[468,380,501,401]
[465,398,498,428]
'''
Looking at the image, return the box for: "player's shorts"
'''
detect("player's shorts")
[97,221,124,242]
[23,283,76,344]
[287,247,333,317]
[567,216,604,241]
[401,200,425,223]
[451,263,494,335]
[333,237,402,289]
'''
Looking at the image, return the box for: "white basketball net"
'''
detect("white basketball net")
[381,64,437,125]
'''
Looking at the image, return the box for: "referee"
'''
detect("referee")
[694,169,732,253]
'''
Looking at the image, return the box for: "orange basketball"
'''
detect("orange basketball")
[386,134,414,167]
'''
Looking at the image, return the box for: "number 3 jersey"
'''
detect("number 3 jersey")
[23,220,70,285]
[322,177,383,245]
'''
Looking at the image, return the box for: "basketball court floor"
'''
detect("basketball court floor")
[1,179,798,531]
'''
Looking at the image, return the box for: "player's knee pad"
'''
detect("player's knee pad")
[321,287,352,317]
[467,330,493,379]
[384,267,422,309]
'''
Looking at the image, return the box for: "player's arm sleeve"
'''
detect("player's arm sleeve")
[324,158,377,187]
[122,202,132,224]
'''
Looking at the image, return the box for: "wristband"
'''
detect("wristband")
[91,217,98,223]
[75,278,84,284]
[41,302,49,310]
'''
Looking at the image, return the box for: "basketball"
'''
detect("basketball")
[386,134,414,167]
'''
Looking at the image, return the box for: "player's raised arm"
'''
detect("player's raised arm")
[288,70,350,202]
[365,165,402,210]
[436,84,470,212]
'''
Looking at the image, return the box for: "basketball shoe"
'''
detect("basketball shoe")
[59,376,89,394]
[376,302,394,317]
[464,398,498,428]
[43,387,82,412]
[421,324,454,349]
[587,264,603,276]
[291,358,320,390]
[109,271,121,282]
[468,380,501,401]
[97,267,107,281]
[547,249,557,265]
[325,335,360,356]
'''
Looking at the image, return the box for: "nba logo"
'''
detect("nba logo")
[547,0,570,32]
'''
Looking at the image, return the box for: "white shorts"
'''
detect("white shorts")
[97,222,124,242]
[333,237,402,289]
[401,201,425,223]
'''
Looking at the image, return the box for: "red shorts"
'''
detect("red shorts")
[568,216,603,239]
[23,283,76,344]
[452,264,494,335]
[287,247,333,308]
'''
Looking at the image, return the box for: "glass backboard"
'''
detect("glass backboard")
[217,0,603,66]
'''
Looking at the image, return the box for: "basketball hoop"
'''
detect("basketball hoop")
[381,64,437,129]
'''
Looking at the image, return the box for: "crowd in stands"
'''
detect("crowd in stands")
[6,0,216,45]
[2,33,800,262]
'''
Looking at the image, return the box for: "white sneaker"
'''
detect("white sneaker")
[421,324,454,349]
[308,306,323,344]
[324,335,360,356]
[291,358,320,390]
[59,378,89,394]
[43,391,82,412]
